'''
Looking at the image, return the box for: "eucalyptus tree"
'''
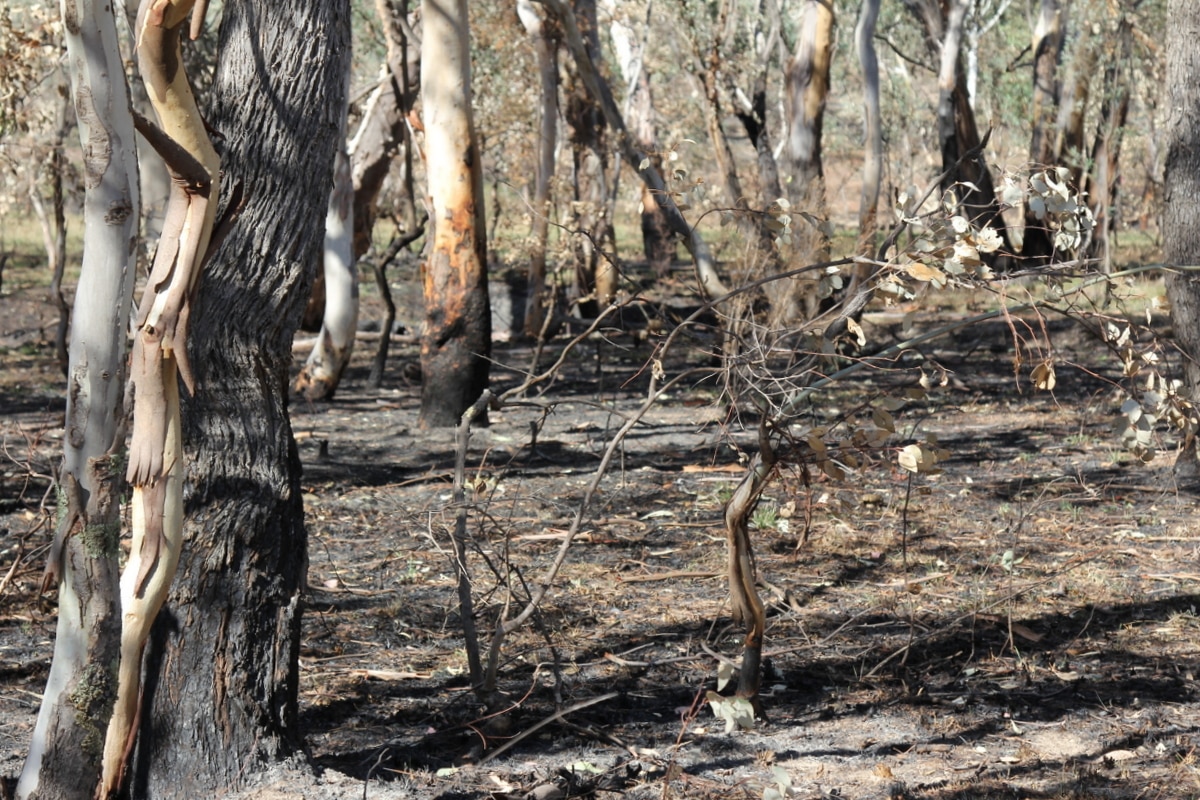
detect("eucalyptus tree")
[903,0,1008,245]
[419,0,491,427]
[564,0,618,312]
[17,0,137,794]
[518,0,560,336]
[116,0,349,794]
[607,0,675,277]
[1164,0,1200,486]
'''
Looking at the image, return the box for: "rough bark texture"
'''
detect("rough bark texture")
[1164,0,1200,486]
[419,0,491,428]
[17,0,137,794]
[126,2,349,796]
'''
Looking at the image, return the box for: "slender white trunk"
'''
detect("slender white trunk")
[856,0,882,256]
[18,0,138,794]
[517,0,559,337]
[296,147,358,399]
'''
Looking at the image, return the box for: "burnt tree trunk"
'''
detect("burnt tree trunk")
[127,1,349,796]
[418,0,491,428]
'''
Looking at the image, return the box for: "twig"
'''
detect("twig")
[477,691,619,764]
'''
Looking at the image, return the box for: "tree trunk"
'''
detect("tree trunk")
[774,0,833,326]
[783,0,833,205]
[1164,0,1200,485]
[295,145,358,401]
[564,0,615,312]
[608,0,675,277]
[126,2,349,796]
[905,0,1008,249]
[729,0,784,205]
[518,0,560,336]
[1028,0,1061,169]
[855,0,882,259]
[1022,0,1062,262]
[544,0,728,297]
[1087,13,1133,271]
[419,0,491,428]
[304,0,417,338]
[934,0,1005,236]
[352,0,420,262]
[17,0,138,795]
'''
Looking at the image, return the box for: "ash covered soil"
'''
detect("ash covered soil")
[3,277,1200,799]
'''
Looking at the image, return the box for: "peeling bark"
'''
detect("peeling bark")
[121,0,349,795]
[99,0,222,794]
[17,0,137,795]
[419,0,491,428]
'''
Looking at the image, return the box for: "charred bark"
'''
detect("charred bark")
[126,1,350,796]
[419,0,491,428]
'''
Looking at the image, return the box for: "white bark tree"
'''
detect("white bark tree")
[294,134,358,400]
[17,0,138,795]
[855,0,882,258]
[517,0,560,337]
[419,0,492,427]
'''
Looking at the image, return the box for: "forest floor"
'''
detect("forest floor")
[3,259,1200,800]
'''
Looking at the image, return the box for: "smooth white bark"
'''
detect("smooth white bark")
[19,0,138,792]
[297,148,358,397]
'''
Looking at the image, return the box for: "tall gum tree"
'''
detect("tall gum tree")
[419,0,491,428]
[517,0,560,337]
[17,0,138,794]
[1026,0,1057,259]
[607,0,674,277]
[564,0,617,312]
[904,0,1009,250]
[775,0,834,326]
[124,0,350,795]
[1164,0,1200,486]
